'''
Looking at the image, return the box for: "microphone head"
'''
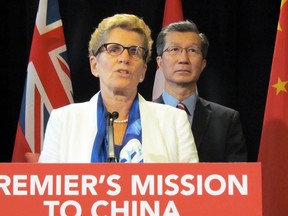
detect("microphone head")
[105,112,111,120]
[111,111,119,120]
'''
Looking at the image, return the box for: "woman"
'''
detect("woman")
[38,14,198,163]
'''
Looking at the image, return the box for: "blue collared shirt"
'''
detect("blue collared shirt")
[162,91,198,125]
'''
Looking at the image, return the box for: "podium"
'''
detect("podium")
[0,163,261,216]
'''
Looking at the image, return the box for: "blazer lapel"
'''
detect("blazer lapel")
[192,98,211,148]
[139,95,170,162]
[154,95,210,148]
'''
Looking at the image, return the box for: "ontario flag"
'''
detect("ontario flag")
[12,0,73,162]
[257,0,288,215]
[152,0,184,100]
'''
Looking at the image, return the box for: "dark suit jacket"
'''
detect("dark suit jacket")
[154,96,247,162]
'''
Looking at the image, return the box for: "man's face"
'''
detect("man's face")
[157,32,207,88]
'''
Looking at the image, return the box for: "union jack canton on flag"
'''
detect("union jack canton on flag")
[12,0,73,162]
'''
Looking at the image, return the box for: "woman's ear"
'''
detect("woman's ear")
[139,63,147,83]
[90,56,99,77]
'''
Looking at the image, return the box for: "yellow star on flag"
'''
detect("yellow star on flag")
[278,22,282,31]
[278,0,287,31]
[272,77,288,95]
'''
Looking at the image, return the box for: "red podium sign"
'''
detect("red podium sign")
[0,163,261,216]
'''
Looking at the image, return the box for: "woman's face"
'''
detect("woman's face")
[90,28,147,96]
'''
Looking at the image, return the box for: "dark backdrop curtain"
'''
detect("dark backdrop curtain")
[0,0,281,162]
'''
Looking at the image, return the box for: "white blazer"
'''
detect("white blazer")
[39,92,199,163]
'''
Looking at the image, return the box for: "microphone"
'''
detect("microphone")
[111,112,119,125]
[105,111,119,126]
[105,111,119,162]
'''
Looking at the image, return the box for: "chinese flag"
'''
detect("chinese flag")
[12,0,73,162]
[257,0,288,215]
[152,0,184,100]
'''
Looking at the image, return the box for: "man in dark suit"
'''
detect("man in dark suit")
[154,20,247,162]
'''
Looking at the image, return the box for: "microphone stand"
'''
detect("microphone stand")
[105,112,119,163]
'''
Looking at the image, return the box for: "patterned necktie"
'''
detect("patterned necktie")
[176,102,187,112]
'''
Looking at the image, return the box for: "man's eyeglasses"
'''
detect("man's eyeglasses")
[161,46,202,57]
[96,43,147,60]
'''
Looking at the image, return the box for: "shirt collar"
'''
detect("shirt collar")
[162,91,198,120]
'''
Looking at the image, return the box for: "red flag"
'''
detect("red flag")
[258,0,288,215]
[152,0,184,100]
[12,0,73,162]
